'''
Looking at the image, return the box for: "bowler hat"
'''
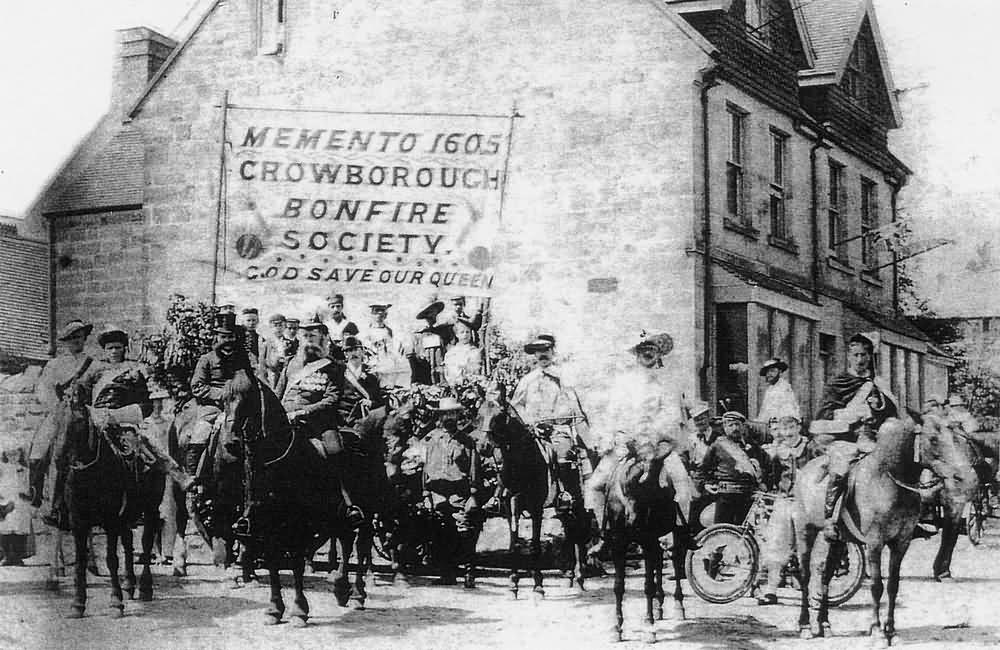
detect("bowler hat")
[97,325,129,347]
[416,300,445,320]
[524,334,556,354]
[57,320,93,341]
[759,358,788,376]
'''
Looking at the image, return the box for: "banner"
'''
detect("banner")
[222,108,513,299]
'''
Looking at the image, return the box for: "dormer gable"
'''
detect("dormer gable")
[798,0,901,128]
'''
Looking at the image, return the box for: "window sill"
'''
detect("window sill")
[860,270,883,287]
[767,234,799,255]
[724,217,759,240]
[826,256,854,275]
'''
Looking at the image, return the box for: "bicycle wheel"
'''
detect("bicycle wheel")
[967,492,986,546]
[685,524,759,604]
[827,540,866,606]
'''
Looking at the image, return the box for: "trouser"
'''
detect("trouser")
[714,492,753,525]
[761,496,797,596]
[824,441,860,523]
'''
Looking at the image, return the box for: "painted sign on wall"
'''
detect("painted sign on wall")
[223,107,513,299]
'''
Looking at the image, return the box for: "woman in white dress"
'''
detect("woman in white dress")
[443,319,483,386]
[362,304,410,388]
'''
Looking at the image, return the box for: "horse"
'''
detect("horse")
[793,415,967,646]
[62,414,166,617]
[482,380,590,599]
[604,447,689,643]
[926,421,989,581]
[212,368,344,626]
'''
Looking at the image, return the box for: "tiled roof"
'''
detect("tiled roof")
[43,128,144,215]
[798,0,864,78]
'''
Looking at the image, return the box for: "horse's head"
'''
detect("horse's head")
[918,414,980,500]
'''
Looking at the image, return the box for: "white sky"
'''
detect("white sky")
[0,0,996,311]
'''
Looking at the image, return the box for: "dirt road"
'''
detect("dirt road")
[2,521,999,649]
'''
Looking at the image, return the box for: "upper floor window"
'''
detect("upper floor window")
[257,0,286,55]
[727,105,748,225]
[828,161,847,260]
[861,177,879,271]
[770,128,789,240]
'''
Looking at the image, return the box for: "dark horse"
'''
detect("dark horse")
[483,381,590,599]
[213,369,340,626]
[794,415,967,646]
[604,448,688,643]
[926,421,988,581]
[63,414,166,618]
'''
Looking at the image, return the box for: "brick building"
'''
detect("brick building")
[25,0,947,418]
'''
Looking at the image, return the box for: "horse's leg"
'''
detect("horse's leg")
[263,550,284,625]
[289,555,310,628]
[106,528,124,619]
[818,541,844,634]
[46,528,63,591]
[354,525,372,608]
[669,525,685,621]
[797,529,814,638]
[867,543,884,642]
[121,528,136,600]
[172,486,188,577]
[933,513,958,581]
[333,532,353,607]
[640,539,657,644]
[509,498,520,599]
[883,540,909,646]
[807,533,831,638]
[68,528,89,618]
[531,510,544,599]
[140,514,155,601]
[611,538,626,643]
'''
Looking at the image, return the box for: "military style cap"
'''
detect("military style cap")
[721,411,747,423]
[284,317,301,327]
[524,334,556,353]
[327,293,345,305]
[213,312,238,334]
[57,320,93,341]
[268,313,286,324]
[370,304,391,314]
[343,336,364,350]
[241,307,258,315]
[299,314,329,334]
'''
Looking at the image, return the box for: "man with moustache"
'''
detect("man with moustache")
[258,313,287,388]
[324,293,360,359]
[188,313,250,479]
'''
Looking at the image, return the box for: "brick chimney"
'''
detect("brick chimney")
[111,27,177,118]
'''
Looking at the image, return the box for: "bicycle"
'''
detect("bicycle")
[685,491,866,606]
[965,476,998,546]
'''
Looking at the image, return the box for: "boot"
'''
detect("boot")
[20,460,45,507]
[822,474,847,542]
[586,490,607,560]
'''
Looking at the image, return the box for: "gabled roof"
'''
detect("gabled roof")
[42,127,145,215]
[798,0,902,126]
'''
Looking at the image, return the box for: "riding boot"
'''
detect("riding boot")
[822,473,847,542]
[20,460,45,507]
[339,480,365,529]
[585,489,607,560]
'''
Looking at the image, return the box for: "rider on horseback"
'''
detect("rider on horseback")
[508,334,592,511]
[585,331,696,559]
[45,325,194,529]
[814,333,897,542]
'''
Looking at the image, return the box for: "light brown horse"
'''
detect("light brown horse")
[793,415,966,646]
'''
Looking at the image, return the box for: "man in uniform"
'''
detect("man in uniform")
[584,332,696,558]
[814,333,897,541]
[324,294,359,359]
[25,321,95,516]
[700,411,763,525]
[188,314,250,480]
[511,335,592,498]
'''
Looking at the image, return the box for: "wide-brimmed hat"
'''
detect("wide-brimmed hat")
[57,320,93,341]
[432,397,465,412]
[97,325,129,347]
[689,401,710,418]
[759,358,788,376]
[416,300,445,320]
[629,331,673,357]
[299,314,328,334]
[947,394,967,407]
[524,334,556,354]
[213,312,238,334]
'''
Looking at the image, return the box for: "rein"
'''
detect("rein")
[887,471,941,496]
[70,431,103,472]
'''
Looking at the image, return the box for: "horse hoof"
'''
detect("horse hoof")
[108,608,124,620]
[509,590,519,601]
[531,587,545,600]
[290,616,308,628]
[262,614,281,626]
[799,628,814,640]
[172,567,187,578]
[139,591,153,603]
[123,591,134,601]
[609,628,623,643]
[45,579,60,592]
[576,578,586,592]
[673,605,686,621]
[566,578,574,589]
[641,629,657,644]
[66,608,84,620]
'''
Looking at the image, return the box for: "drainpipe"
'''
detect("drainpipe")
[794,121,826,303]
[700,66,721,404]
[889,174,906,314]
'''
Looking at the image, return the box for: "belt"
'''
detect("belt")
[717,480,755,494]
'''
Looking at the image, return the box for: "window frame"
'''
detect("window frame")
[860,176,879,271]
[726,103,749,226]
[827,160,848,261]
[769,127,789,241]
